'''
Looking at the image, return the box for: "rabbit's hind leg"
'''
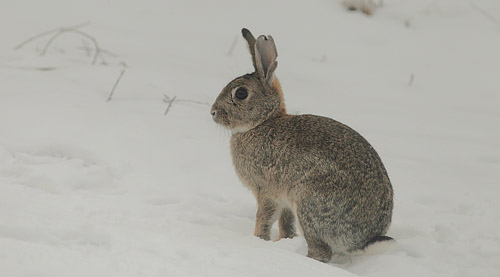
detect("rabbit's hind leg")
[297,209,332,261]
[304,232,332,262]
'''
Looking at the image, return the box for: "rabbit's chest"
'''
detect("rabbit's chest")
[230,134,283,189]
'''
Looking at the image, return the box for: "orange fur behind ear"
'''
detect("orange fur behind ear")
[272,77,287,115]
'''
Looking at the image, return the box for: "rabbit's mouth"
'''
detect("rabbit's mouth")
[211,109,253,134]
[211,108,230,126]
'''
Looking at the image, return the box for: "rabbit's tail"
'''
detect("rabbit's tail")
[363,235,394,250]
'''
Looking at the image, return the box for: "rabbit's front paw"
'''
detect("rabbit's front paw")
[278,208,296,239]
[254,225,271,240]
[254,198,278,241]
[254,218,272,241]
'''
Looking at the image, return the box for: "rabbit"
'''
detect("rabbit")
[210,28,393,262]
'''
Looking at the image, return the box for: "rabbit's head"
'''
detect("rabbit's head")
[211,28,286,133]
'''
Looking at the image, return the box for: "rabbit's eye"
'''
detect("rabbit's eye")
[234,88,248,100]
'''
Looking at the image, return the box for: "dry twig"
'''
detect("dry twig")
[107,69,126,102]
[470,3,500,27]
[163,94,210,116]
[13,21,90,50]
[164,96,177,115]
[14,22,126,66]
[163,94,210,107]
[41,29,101,65]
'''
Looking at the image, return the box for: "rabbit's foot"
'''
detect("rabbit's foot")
[279,229,296,240]
[278,208,296,239]
[305,235,332,262]
[254,197,279,241]
[254,231,271,241]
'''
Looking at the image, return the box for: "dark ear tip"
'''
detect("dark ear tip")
[242,28,256,40]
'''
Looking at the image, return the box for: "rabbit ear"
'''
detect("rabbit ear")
[254,35,278,86]
[241,28,258,73]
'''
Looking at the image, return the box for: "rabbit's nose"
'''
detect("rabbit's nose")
[210,109,217,117]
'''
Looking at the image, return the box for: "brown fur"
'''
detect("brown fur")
[272,78,286,115]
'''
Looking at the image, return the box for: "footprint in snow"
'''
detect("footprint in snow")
[0,144,121,194]
[0,223,111,246]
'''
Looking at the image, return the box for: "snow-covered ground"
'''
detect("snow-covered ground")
[1,0,499,276]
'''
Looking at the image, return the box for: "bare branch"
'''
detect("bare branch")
[107,69,126,102]
[99,48,119,57]
[176,99,211,107]
[15,22,127,69]
[163,94,210,107]
[41,29,101,65]
[0,65,57,71]
[13,21,90,50]
[81,39,91,56]
[470,3,500,27]
[164,96,177,115]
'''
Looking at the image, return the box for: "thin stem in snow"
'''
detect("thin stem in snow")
[470,3,500,27]
[176,99,211,107]
[164,96,177,115]
[163,94,210,107]
[13,21,90,50]
[41,29,101,65]
[107,69,126,102]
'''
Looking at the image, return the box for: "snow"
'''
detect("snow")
[1,0,500,276]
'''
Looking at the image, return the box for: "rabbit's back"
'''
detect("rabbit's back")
[231,114,391,191]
